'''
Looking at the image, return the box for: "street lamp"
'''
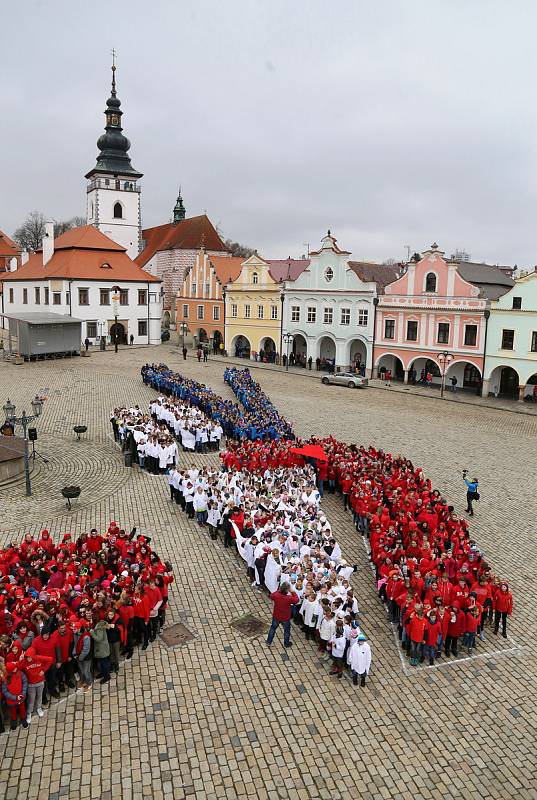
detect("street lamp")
[437,351,454,399]
[282,332,294,372]
[111,285,121,354]
[179,322,188,352]
[3,398,44,496]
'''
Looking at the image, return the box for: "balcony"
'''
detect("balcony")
[87,178,141,193]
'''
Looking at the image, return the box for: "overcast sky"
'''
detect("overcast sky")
[3,1,537,265]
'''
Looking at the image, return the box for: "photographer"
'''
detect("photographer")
[463,470,479,516]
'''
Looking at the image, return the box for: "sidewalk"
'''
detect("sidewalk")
[175,348,537,418]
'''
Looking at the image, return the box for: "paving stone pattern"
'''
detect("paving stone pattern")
[0,346,535,800]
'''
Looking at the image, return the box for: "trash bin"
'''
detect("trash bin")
[124,451,133,467]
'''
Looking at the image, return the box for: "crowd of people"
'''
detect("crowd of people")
[0,523,173,732]
[111,405,178,472]
[224,367,295,440]
[142,364,293,441]
[164,449,373,685]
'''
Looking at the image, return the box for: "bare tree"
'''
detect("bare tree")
[53,216,86,236]
[224,238,256,258]
[13,211,46,252]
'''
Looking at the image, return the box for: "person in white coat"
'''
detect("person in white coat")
[349,634,372,687]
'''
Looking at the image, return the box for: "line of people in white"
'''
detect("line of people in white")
[150,397,223,453]
[165,460,373,685]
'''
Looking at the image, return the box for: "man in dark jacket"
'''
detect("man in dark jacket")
[266,582,299,648]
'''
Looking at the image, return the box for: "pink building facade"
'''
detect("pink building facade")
[373,245,488,390]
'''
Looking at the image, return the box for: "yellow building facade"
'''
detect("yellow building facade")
[224,254,282,360]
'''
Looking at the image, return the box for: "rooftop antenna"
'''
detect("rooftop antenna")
[405,244,410,262]
[303,243,310,257]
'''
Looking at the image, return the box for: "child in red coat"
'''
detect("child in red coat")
[444,606,465,657]
[2,662,28,730]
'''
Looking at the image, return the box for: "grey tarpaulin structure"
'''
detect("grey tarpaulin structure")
[3,312,82,359]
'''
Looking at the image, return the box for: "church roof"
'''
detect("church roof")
[0,230,20,258]
[267,258,310,282]
[348,261,401,294]
[209,256,243,285]
[137,214,228,267]
[3,225,160,283]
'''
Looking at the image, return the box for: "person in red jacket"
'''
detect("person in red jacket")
[493,582,513,638]
[463,606,481,654]
[444,606,465,657]
[52,621,75,690]
[22,646,53,722]
[266,582,299,648]
[32,624,59,703]
[407,605,427,666]
[423,610,442,666]
[2,662,28,730]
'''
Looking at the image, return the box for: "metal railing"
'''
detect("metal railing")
[87,179,141,192]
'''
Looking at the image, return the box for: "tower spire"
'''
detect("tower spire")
[111,48,117,96]
[173,188,186,224]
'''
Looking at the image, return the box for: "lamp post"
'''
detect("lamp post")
[3,396,43,496]
[437,351,454,399]
[111,285,121,354]
[179,321,188,352]
[282,332,294,371]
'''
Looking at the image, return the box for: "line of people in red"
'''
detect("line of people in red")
[220,435,513,667]
[0,523,174,732]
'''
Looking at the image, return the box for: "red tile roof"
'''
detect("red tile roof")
[209,256,243,285]
[348,261,401,294]
[137,215,227,268]
[0,230,20,258]
[267,258,310,282]
[3,225,160,283]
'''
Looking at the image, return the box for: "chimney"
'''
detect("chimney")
[42,222,54,266]
[9,257,17,272]
[21,250,29,266]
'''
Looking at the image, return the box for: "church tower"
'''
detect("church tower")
[85,58,143,259]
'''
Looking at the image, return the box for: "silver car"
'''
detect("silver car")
[321,372,368,389]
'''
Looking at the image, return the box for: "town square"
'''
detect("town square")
[2,2,537,799]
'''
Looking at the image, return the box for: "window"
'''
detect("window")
[138,320,148,337]
[231,303,238,318]
[384,319,395,339]
[244,304,251,319]
[192,282,197,296]
[23,288,28,304]
[340,307,351,325]
[86,321,97,339]
[113,202,123,218]
[119,290,129,306]
[8,288,13,304]
[463,364,481,388]
[100,289,110,305]
[53,292,61,305]
[78,288,89,306]
[324,267,334,282]
[138,289,147,305]
[205,283,210,298]
[323,307,333,324]
[531,331,537,352]
[257,305,264,319]
[197,305,204,320]
[35,287,40,305]
[307,306,316,323]
[183,304,189,318]
[406,320,418,341]
[464,324,477,346]
[425,272,437,292]
[149,293,157,303]
[512,296,522,310]
[252,272,259,285]
[291,305,300,322]
[501,329,514,350]
[213,305,220,321]
[358,309,368,326]
[66,291,70,305]
[271,305,278,320]
[437,323,450,344]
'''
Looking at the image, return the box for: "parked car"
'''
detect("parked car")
[321,372,368,389]
[161,329,171,342]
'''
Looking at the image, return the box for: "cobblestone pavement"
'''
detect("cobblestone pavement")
[0,346,535,800]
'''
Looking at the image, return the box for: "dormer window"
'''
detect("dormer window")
[425,272,437,293]
[324,267,334,283]
[252,272,259,284]
[100,262,112,270]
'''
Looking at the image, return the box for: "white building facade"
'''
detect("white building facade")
[282,232,378,371]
